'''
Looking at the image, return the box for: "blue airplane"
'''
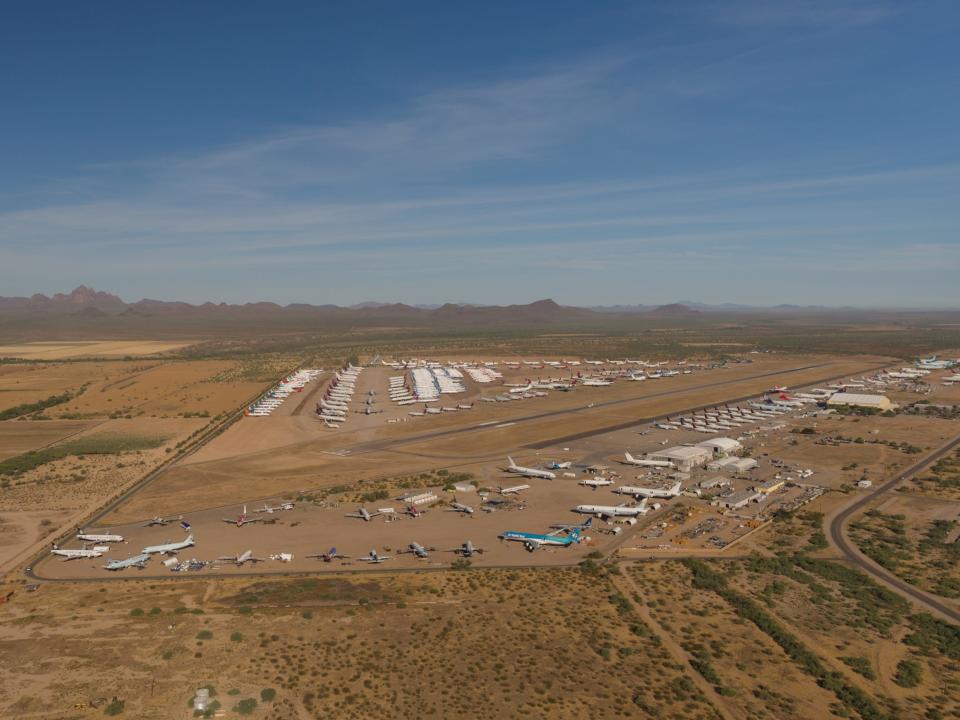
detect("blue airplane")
[500,519,590,552]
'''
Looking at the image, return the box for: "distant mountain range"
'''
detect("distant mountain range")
[0,287,951,324]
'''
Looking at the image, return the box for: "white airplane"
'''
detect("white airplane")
[449,499,475,515]
[51,545,109,560]
[398,541,430,558]
[622,452,672,468]
[447,540,484,557]
[142,534,195,555]
[145,516,171,527]
[580,477,614,489]
[574,500,648,520]
[499,484,530,495]
[357,549,392,564]
[217,550,267,566]
[505,457,556,480]
[613,481,682,499]
[346,507,380,522]
[581,378,613,386]
[104,553,151,571]
[77,531,124,543]
[253,502,294,514]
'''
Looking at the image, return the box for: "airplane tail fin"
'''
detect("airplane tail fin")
[625,451,635,463]
[507,456,515,467]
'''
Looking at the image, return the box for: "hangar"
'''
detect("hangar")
[648,445,713,472]
[826,393,892,411]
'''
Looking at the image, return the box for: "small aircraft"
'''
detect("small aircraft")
[447,540,483,557]
[145,516,171,527]
[500,520,588,552]
[222,506,263,527]
[51,544,109,561]
[574,500,649,520]
[498,484,530,495]
[403,504,426,518]
[217,550,266,566]
[142,534,195,555]
[305,547,350,562]
[345,507,381,522]
[505,456,556,480]
[449,499,475,515]
[580,477,614,489]
[398,541,431,558]
[104,553,151,571]
[547,460,572,470]
[76,531,124,543]
[253,502,294,514]
[357,549,392,564]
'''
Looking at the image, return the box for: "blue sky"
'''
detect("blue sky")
[1,1,958,307]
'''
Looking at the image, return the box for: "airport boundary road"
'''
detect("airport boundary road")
[828,432,960,625]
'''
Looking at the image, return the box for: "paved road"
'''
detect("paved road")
[828,433,960,624]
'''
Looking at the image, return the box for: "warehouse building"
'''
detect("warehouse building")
[648,445,713,472]
[696,437,742,457]
[717,489,763,510]
[826,393,892,411]
[708,456,759,474]
[756,477,786,494]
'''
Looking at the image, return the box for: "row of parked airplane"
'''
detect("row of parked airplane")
[246,368,322,417]
[317,365,363,427]
[653,402,793,433]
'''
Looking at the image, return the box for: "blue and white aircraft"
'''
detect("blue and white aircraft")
[104,553,151,571]
[500,520,590,552]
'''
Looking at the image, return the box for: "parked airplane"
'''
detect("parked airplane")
[142,534,195,555]
[76,531,124,543]
[399,541,430,558]
[447,540,483,557]
[253,502,294,514]
[499,484,530,495]
[450,499,475,515]
[346,507,381,522]
[51,545,109,560]
[104,553,151,571]
[547,460,572,470]
[500,521,588,552]
[145,516,171,527]
[222,506,263,527]
[357,549,392,564]
[305,547,350,562]
[580,477,614,489]
[404,504,427,518]
[622,452,672,468]
[614,481,682,499]
[217,550,266,566]
[505,457,556,480]
[574,500,649,520]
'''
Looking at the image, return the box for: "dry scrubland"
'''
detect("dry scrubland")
[0,340,194,360]
[631,512,960,720]
[0,357,297,573]
[1,567,725,720]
